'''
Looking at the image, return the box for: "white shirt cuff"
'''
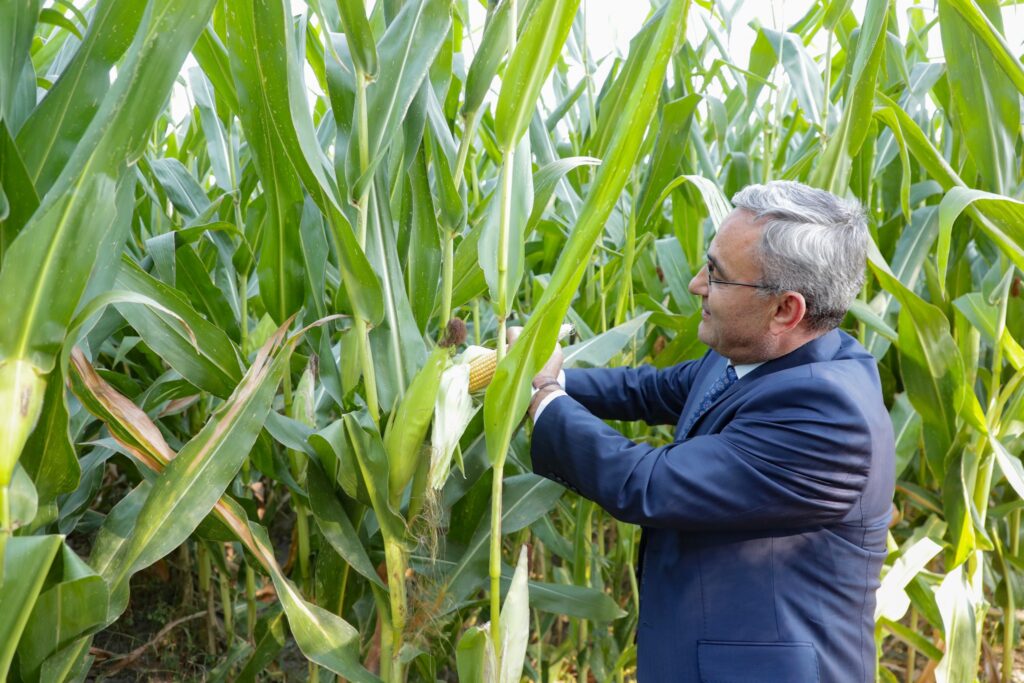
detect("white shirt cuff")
[533,390,566,422]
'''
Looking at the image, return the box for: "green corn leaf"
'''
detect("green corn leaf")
[336,0,378,77]
[16,543,108,680]
[875,533,943,622]
[873,98,961,188]
[227,0,383,325]
[69,350,376,681]
[938,188,1024,297]
[942,451,976,569]
[586,10,659,160]
[328,201,386,326]
[0,535,62,679]
[562,313,651,368]
[890,393,922,480]
[230,608,286,683]
[248,523,381,682]
[225,0,311,323]
[307,462,386,589]
[862,207,939,359]
[879,617,944,664]
[0,0,216,496]
[868,248,964,479]
[462,0,511,117]
[810,0,887,192]
[483,0,687,467]
[636,94,701,226]
[366,186,427,409]
[19,363,76,509]
[346,0,451,199]
[953,293,1024,371]
[17,0,185,193]
[934,565,979,681]
[446,217,490,313]
[299,198,330,320]
[760,28,824,127]
[0,119,39,255]
[655,237,697,315]
[37,8,81,40]
[175,244,241,340]
[494,0,580,150]
[89,320,292,619]
[407,148,442,333]
[343,410,406,543]
[0,359,46,488]
[840,0,889,155]
[149,157,210,220]
[526,155,600,235]
[309,418,371,505]
[426,116,465,234]
[114,258,243,399]
[0,0,41,133]
[8,463,36,530]
[191,26,240,115]
[187,66,234,192]
[479,134,533,316]
[938,0,1018,193]
[989,436,1024,502]
[0,171,116,373]
[442,474,564,603]
[510,577,626,622]
[946,0,1024,97]
[823,0,854,29]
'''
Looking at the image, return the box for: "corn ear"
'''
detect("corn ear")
[466,324,571,393]
[468,349,498,393]
[384,346,448,505]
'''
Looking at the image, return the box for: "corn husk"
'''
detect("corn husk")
[429,361,477,490]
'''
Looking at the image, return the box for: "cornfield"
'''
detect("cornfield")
[1,0,1022,680]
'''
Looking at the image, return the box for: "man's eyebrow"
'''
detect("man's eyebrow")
[707,253,728,279]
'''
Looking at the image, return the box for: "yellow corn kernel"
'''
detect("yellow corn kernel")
[467,350,497,393]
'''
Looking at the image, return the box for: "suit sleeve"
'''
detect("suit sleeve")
[563,359,703,425]
[531,374,872,531]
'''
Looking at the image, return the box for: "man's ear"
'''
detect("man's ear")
[769,291,806,335]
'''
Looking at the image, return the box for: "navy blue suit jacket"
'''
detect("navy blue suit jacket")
[531,329,895,682]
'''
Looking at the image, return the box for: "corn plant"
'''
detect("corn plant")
[1,0,1023,681]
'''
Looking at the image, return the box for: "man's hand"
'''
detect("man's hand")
[507,326,565,419]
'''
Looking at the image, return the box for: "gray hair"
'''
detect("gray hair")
[731,181,868,332]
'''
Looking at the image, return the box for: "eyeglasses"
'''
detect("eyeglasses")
[705,258,773,290]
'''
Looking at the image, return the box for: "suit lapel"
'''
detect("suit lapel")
[676,355,728,437]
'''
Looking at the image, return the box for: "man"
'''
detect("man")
[526,181,895,682]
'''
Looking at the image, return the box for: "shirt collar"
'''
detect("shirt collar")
[730,361,764,379]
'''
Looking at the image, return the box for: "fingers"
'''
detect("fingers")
[540,348,564,378]
[507,325,523,346]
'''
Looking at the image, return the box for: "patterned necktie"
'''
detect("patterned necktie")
[682,364,738,434]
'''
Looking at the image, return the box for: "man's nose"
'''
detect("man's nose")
[688,265,707,296]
